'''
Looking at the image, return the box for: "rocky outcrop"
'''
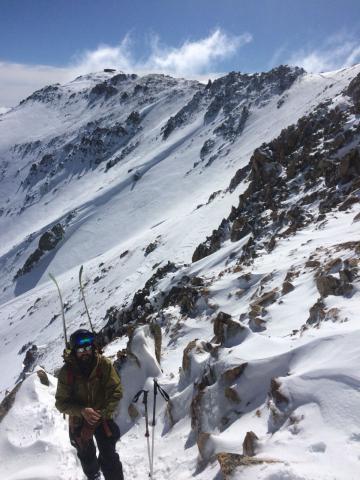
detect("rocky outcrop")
[346,72,360,113]
[163,65,304,142]
[192,219,230,262]
[213,311,247,346]
[217,453,278,479]
[98,261,179,343]
[193,85,360,264]
[15,224,64,279]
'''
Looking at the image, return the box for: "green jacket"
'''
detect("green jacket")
[55,352,122,419]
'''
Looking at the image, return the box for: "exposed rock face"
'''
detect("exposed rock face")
[163,66,304,164]
[15,224,64,279]
[149,323,162,363]
[37,370,50,386]
[192,87,360,264]
[0,383,22,422]
[99,262,179,342]
[192,219,230,262]
[346,72,360,113]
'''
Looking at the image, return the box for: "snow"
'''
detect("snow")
[0,65,360,479]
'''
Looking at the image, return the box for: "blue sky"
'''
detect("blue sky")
[1,0,360,107]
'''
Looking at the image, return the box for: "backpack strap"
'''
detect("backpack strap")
[67,367,74,385]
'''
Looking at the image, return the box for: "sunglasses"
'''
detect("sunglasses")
[76,345,93,353]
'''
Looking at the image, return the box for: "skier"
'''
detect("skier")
[55,329,124,480]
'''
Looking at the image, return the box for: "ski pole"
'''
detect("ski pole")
[133,390,152,477]
[150,379,170,479]
[79,265,95,334]
[49,273,69,348]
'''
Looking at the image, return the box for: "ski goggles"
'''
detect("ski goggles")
[76,345,93,353]
[74,334,94,347]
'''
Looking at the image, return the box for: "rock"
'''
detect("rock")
[305,259,321,268]
[228,164,251,192]
[346,72,360,113]
[37,370,49,386]
[316,274,352,297]
[128,403,139,419]
[354,212,360,222]
[197,432,214,461]
[282,281,294,295]
[0,383,22,422]
[250,288,278,307]
[162,285,200,316]
[224,387,241,403]
[270,378,288,404]
[191,389,204,433]
[339,195,359,211]
[90,82,118,98]
[249,316,267,332]
[221,363,248,383]
[15,224,65,279]
[38,223,64,251]
[182,340,198,373]
[150,323,162,363]
[23,345,39,373]
[217,452,278,479]
[243,431,259,457]
[144,241,158,256]
[213,311,246,345]
[307,298,326,325]
[192,219,230,262]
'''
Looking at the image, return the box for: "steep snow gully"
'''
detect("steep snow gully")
[0,64,360,479]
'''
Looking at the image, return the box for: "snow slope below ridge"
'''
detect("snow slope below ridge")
[1,203,360,480]
[1,65,359,305]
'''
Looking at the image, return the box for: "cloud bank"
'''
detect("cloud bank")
[0,29,252,108]
[287,33,360,73]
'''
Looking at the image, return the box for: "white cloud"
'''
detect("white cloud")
[0,62,70,108]
[144,30,252,76]
[0,29,252,108]
[287,33,360,73]
[69,29,252,78]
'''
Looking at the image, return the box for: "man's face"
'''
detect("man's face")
[75,345,94,364]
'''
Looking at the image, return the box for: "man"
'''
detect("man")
[55,329,124,480]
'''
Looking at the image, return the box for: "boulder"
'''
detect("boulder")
[316,274,352,297]
[37,370,49,386]
[243,431,259,457]
[282,281,295,295]
[213,312,246,345]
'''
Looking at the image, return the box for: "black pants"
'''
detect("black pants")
[70,419,124,480]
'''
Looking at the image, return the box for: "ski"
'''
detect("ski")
[49,272,69,347]
[79,265,95,334]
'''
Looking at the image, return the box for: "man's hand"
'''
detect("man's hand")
[81,407,101,426]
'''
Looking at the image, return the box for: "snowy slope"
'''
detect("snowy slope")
[0,64,360,480]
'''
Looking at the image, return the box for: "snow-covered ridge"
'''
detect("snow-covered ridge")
[0,64,360,479]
